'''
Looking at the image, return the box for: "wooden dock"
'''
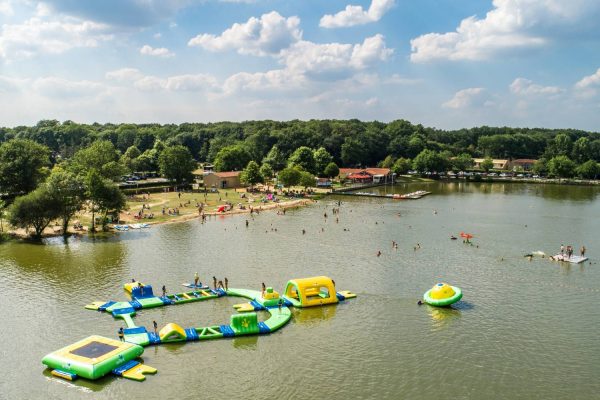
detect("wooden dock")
[331,191,431,200]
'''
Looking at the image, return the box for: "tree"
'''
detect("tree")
[576,160,600,179]
[392,158,412,175]
[547,155,576,178]
[158,145,196,185]
[341,137,367,166]
[380,155,395,169]
[45,168,85,235]
[214,145,251,172]
[288,146,316,174]
[0,139,51,195]
[452,153,474,171]
[9,187,61,239]
[299,171,315,189]
[412,150,447,173]
[323,162,340,178]
[262,146,287,171]
[572,137,592,163]
[121,145,141,172]
[278,167,301,188]
[481,157,494,172]
[241,161,263,187]
[259,163,274,181]
[0,199,6,232]
[70,140,124,181]
[313,147,334,175]
[135,151,157,172]
[551,133,573,157]
[86,170,126,232]
[532,158,548,176]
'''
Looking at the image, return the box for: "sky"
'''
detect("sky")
[1,0,600,130]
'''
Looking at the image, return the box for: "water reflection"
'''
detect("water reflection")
[1,237,127,293]
[233,334,258,350]
[375,181,599,202]
[292,304,337,324]
[427,306,461,331]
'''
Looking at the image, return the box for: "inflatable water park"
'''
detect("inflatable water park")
[42,276,356,383]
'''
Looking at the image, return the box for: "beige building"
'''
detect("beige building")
[203,171,242,189]
[473,158,509,170]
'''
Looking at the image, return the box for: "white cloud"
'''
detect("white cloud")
[410,0,600,62]
[0,75,25,92]
[365,97,379,107]
[320,0,395,28]
[0,0,14,16]
[443,87,490,109]
[33,76,105,98]
[281,34,392,76]
[575,68,600,89]
[223,69,305,94]
[165,74,218,91]
[0,16,113,60]
[510,78,562,96]
[188,11,301,56]
[107,68,217,92]
[140,44,174,58]
[106,68,145,82]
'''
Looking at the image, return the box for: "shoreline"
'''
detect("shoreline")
[5,197,316,240]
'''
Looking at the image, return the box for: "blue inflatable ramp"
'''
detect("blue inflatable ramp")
[148,332,161,344]
[185,328,199,341]
[112,360,139,376]
[98,301,116,311]
[131,285,154,299]
[250,300,265,311]
[160,296,174,305]
[124,326,147,335]
[219,325,235,337]
[129,300,142,309]
[112,307,135,316]
[258,322,271,334]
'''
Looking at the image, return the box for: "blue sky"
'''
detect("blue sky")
[1,0,600,130]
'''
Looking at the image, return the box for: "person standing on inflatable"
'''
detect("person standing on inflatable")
[194,272,199,288]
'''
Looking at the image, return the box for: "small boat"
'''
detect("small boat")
[114,225,129,231]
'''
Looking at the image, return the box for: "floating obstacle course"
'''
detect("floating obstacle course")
[43,276,356,383]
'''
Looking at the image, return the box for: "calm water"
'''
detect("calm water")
[1,182,599,399]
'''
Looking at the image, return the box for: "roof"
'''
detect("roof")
[512,159,537,164]
[339,167,391,176]
[348,172,372,179]
[211,171,241,178]
[473,158,509,163]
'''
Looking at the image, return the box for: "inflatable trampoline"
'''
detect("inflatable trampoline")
[423,283,462,307]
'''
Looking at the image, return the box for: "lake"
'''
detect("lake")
[1,181,599,399]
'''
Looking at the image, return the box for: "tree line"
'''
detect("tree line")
[1,119,600,238]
